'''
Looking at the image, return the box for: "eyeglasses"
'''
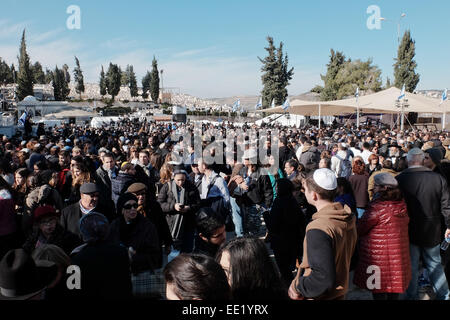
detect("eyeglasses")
[123,203,138,210]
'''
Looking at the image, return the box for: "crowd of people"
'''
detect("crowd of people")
[0,116,449,301]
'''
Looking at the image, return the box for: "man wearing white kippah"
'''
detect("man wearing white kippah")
[289,168,357,300]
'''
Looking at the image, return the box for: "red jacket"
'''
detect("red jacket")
[353,199,411,293]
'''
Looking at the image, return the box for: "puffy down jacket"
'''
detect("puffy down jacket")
[353,199,411,293]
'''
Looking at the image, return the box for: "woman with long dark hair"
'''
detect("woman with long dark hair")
[216,236,287,300]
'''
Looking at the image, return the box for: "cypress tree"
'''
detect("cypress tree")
[320,49,346,101]
[106,63,121,101]
[127,65,138,98]
[393,30,420,92]
[99,65,107,97]
[150,57,160,103]
[0,59,12,85]
[73,56,85,99]
[52,66,62,101]
[17,30,34,100]
[141,71,151,100]
[32,61,45,84]
[259,36,278,108]
[44,68,53,84]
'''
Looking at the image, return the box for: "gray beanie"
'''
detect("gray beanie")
[79,212,110,243]
[374,172,398,187]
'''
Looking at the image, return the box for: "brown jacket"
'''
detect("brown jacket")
[294,202,357,300]
[367,168,398,200]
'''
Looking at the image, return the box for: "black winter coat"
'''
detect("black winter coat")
[233,167,273,208]
[396,166,450,247]
[70,241,132,299]
[111,172,137,206]
[157,179,201,245]
[264,194,306,258]
[108,214,160,273]
[60,202,111,238]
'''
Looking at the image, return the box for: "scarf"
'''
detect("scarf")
[79,201,96,215]
[171,180,185,205]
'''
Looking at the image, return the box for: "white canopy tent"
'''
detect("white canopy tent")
[258,87,449,129]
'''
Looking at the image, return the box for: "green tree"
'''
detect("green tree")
[10,64,17,83]
[150,57,160,103]
[259,37,277,107]
[274,42,294,104]
[120,66,128,86]
[258,36,294,107]
[52,66,62,101]
[0,59,13,85]
[141,71,151,100]
[333,58,382,99]
[106,63,121,101]
[320,49,346,101]
[52,66,70,101]
[99,65,107,97]
[44,68,53,84]
[62,64,71,84]
[127,65,138,98]
[385,77,392,89]
[310,85,324,94]
[73,56,85,99]
[16,30,34,100]
[32,61,45,84]
[393,30,420,92]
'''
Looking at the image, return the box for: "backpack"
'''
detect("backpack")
[201,175,235,232]
[336,152,352,179]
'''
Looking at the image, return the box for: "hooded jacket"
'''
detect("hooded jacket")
[299,146,320,172]
[293,202,357,300]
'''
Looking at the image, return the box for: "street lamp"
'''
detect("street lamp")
[380,13,406,44]
[160,69,164,104]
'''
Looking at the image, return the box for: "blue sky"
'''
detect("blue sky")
[1,0,449,98]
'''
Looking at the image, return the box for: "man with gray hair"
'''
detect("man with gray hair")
[396,148,450,300]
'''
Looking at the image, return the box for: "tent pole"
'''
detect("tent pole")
[356,102,360,128]
[443,110,447,131]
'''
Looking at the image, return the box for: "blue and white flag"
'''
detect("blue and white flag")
[18,111,27,126]
[271,98,275,109]
[355,87,359,101]
[398,84,406,100]
[282,98,290,111]
[440,88,448,105]
[232,99,240,112]
[255,97,262,110]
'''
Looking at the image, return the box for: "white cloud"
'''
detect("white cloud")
[0,19,31,39]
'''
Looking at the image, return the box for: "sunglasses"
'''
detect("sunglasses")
[123,203,138,210]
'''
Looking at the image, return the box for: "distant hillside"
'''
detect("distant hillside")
[209,91,321,110]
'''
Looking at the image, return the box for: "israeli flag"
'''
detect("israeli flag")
[282,98,290,111]
[18,111,27,126]
[271,98,275,109]
[398,84,406,100]
[441,88,447,105]
[232,99,240,112]
[255,97,262,110]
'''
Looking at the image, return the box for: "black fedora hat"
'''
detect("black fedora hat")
[0,249,58,300]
